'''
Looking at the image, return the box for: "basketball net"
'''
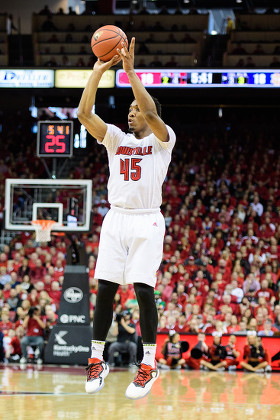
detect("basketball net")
[31,220,57,243]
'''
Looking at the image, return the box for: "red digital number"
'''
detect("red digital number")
[120,158,142,181]
[45,135,66,153]
[55,135,66,153]
[45,135,56,152]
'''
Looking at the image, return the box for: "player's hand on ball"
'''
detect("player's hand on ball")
[93,54,121,73]
[117,37,135,73]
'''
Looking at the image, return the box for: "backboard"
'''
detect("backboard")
[5,179,92,232]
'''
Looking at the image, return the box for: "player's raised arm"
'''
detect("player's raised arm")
[77,56,120,142]
[118,38,169,142]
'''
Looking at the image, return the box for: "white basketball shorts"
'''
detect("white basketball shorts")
[94,206,165,287]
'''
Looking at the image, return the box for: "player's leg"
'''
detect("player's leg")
[125,282,159,399]
[85,279,119,394]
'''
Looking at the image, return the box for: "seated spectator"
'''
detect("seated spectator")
[245,57,256,68]
[136,59,147,68]
[269,57,280,68]
[149,55,163,68]
[158,5,170,15]
[158,330,187,369]
[273,45,280,54]
[0,312,14,334]
[200,333,227,371]
[253,44,265,55]
[174,6,183,15]
[20,306,46,365]
[240,333,270,372]
[56,8,65,15]
[4,328,23,362]
[138,6,150,15]
[108,311,137,367]
[47,34,58,43]
[0,267,11,288]
[65,33,73,43]
[232,42,247,55]
[165,56,178,67]
[153,21,164,31]
[61,55,72,66]
[44,56,57,67]
[235,320,248,335]
[235,58,245,67]
[186,332,208,370]
[224,335,240,370]
[68,6,76,15]
[41,16,57,31]
[6,288,21,312]
[258,319,275,336]
[137,43,149,55]
[38,5,52,16]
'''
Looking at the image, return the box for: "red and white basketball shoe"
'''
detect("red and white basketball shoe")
[125,362,159,400]
[85,358,109,394]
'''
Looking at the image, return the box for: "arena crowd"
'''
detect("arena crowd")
[0,109,279,371]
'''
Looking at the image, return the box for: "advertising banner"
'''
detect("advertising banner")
[44,265,92,364]
[57,265,90,325]
[0,69,54,87]
[55,69,115,88]
[44,324,91,364]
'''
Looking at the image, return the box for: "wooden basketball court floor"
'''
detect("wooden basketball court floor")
[0,365,279,420]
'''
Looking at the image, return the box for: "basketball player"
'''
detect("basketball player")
[77,38,176,400]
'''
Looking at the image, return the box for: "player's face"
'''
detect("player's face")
[128,100,147,133]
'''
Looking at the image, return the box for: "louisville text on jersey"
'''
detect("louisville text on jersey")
[115,146,153,156]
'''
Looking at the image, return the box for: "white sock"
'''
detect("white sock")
[91,340,105,361]
[142,344,156,368]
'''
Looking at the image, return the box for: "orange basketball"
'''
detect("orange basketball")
[91,25,128,62]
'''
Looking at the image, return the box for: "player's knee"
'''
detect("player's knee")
[134,283,154,305]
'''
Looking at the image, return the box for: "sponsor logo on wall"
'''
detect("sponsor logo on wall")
[60,314,86,324]
[63,287,83,303]
[53,330,89,357]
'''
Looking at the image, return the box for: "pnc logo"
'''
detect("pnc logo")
[64,287,83,303]
[94,31,103,41]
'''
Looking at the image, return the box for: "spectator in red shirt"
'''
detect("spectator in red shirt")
[20,306,46,365]
[119,284,135,309]
[30,259,46,283]
[48,281,61,309]
[0,312,14,334]
[255,279,274,302]
[5,327,23,362]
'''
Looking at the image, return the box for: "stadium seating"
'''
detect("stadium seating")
[32,13,208,67]
[0,15,8,66]
[224,13,280,67]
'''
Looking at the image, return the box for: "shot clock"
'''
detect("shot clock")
[37,121,73,157]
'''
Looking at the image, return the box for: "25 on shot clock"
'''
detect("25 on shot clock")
[37,121,73,157]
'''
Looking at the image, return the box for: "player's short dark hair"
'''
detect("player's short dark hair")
[151,96,162,117]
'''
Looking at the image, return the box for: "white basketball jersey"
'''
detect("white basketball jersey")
[99,124,176,209]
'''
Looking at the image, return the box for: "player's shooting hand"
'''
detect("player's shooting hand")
[117,37,135,74]
[93,55,121,73]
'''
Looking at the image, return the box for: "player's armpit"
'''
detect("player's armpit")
[144,112,169,142]
[77,113,107,142]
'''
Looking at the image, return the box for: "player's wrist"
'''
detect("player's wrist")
[126,69,136,78]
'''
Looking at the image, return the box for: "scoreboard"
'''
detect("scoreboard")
[37,121,73,157]
[116,69,280,88]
